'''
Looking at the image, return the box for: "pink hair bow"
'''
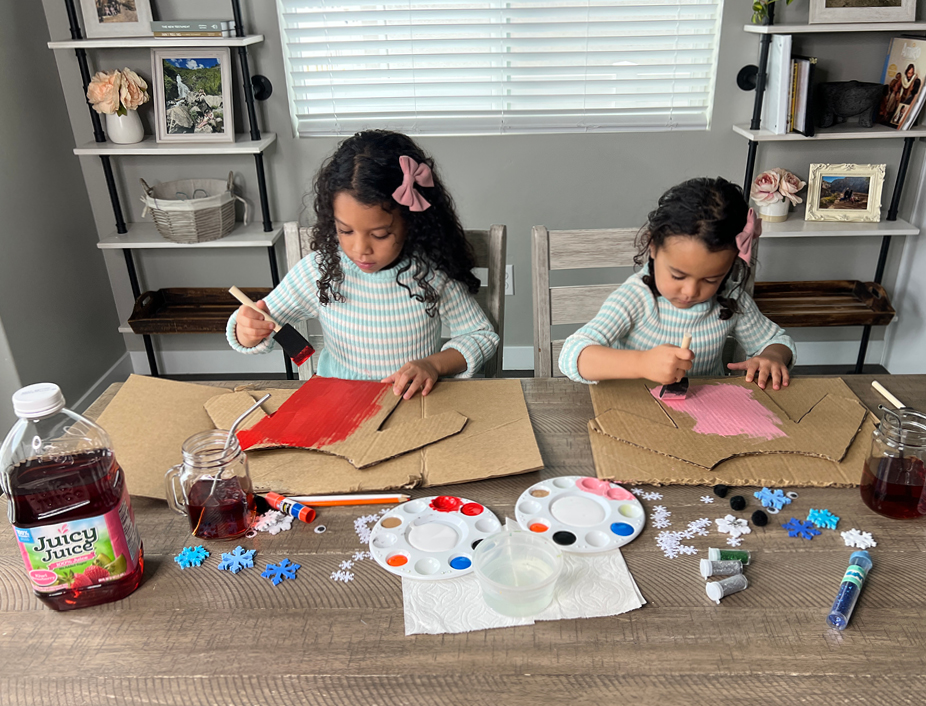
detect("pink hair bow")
[735,208,762,263]
[392,155,434,212]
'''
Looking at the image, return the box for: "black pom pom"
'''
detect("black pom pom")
[713,484,729,498]
[730,495,746,511]
[751,510,769,527]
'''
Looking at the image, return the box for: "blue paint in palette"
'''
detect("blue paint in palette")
[449,556,472,570]
[610,522,634,536]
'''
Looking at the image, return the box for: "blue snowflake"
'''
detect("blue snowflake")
[217,546,256,574]
[261,558,301,586]
[781,517,821,540]
[807,508,840,530]
[754,487,792,511]
[174,545,209,569]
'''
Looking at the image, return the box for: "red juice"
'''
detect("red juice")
[185,476,255,540]
[7,449,144,611]
[859,455,926,519]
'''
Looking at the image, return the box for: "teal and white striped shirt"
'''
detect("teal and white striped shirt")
[559,269,796,384]
[227,248,499,379]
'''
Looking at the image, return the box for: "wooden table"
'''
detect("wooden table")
[2,375,925,705]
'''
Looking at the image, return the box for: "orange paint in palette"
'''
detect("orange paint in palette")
[529,523,549,533]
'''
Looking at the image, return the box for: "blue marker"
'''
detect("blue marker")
[826,550,873,630]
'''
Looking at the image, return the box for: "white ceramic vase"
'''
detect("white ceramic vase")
[756,199,789,223]
[105,110,144,144]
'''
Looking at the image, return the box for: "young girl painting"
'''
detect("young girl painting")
[228,130,499,398]
[559,177,796,391]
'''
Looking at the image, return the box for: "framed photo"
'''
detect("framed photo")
[809,0,916,25]
[805,163,886,223]
[79,0,153,38]
[151,49,235,143]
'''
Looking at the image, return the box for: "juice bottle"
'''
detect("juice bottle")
[0,383,143,610]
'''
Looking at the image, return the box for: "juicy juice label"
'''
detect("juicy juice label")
[13,489,141,593]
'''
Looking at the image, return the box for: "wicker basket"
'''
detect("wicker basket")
[140,172,248,244]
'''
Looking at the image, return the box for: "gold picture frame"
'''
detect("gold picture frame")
[805,163,886,223]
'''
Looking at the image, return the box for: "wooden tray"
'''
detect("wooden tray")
[753,280,895,327]
[128,287,272,334]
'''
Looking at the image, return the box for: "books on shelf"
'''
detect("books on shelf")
[153,31,234,38]
[150,20,236,32]
[762,34,793,135]
[878,36,926,130]
[791,56,816,137]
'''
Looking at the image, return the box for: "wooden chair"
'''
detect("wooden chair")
[532,226,639,377]
[283,222,507,379]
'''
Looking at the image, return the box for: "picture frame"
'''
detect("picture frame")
[809,0,916,25]
[805,163,886,223]
[79,0,153,39]
[151,49,235,144]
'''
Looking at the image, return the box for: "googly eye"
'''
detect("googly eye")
[786,491,799,499]
[314,525,327,534]
[245,529,258,539]
[766,506,780,514]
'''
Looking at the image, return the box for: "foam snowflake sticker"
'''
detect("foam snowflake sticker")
[217,546,256,574]
[726,536,743,547]
[642,491,664,501]
[782,517,821,541]
[754,487,792,511]
[261,558,301,586]
[715,515,752,538]
[841,528,877,550]
[630,487,644,496]
[174,545,209,569]
[700,496,715,504]
[254,510,294,535]
[807,508,840,530]
[330,570,355,583]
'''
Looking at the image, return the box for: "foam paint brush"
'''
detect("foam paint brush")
[229,286,315,366]
[658,333,692,401]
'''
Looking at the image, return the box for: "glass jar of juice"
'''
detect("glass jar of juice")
[860,406,926,519]
[0,383,144,610]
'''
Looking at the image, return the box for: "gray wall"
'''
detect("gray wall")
[0,0,125,428]
[40,0,923,375]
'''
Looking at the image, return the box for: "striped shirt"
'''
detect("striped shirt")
[558,269,796,384]
[227,248,499,379]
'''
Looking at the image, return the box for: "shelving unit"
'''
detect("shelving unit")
[50,0,292,379]
[739,8,923,372]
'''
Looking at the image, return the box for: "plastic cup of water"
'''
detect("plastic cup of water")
[473,528,564,617]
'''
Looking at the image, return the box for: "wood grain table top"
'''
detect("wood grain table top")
[2,375,925,706]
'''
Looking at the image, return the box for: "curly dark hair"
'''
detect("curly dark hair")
[633,176,751,321]
[309,130,479,317]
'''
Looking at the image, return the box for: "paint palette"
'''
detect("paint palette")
[515,476,645,553]
[368,496,502,580]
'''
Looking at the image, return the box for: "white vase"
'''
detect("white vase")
[756,199,789,223]
[105,110,144,144]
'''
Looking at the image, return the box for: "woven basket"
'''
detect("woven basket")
[140,172,248,244]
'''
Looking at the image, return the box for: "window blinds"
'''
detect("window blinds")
[277,0,722,136]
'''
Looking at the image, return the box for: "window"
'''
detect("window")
[277,0,723,136]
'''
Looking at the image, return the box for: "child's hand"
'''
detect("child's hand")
[644,344,695,385]
[727,356,790,390]
[382,359,441,399]
[234,300,275,348]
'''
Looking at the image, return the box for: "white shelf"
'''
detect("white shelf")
[745,22,926,34]
[97,222,283,249]
[48,35,263,49]
[74,132,276,156]
[733,123,926,141]
[760,212,919,238]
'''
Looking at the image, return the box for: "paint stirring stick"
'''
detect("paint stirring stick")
[229,286,315,366]
[871,381,905,409]
[286,493,410,507]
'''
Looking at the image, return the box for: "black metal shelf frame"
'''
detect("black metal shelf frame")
[62,0,293,379]
[741,5,916,374]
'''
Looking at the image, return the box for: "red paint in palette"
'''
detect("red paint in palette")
[430,496,463,512]
[236,377,389,451]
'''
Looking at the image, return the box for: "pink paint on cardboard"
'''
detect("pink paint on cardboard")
[653,383,786,440]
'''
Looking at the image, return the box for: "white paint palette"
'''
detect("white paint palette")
[515,476,645,553]
[368,496,501,580]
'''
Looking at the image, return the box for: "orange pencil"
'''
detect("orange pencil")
[286,493,410,507]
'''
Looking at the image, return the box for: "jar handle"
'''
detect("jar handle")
[164,464,188,516]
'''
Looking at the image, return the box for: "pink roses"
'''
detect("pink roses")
[87,68,149,116]
[750,168,806,206]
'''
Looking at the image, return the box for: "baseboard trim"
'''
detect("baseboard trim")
[72,353,133,413]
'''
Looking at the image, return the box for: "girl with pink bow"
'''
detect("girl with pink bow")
[229,131,498,398]
[559,177,795,391]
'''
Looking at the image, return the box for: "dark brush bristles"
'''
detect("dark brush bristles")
[273,324,315,366]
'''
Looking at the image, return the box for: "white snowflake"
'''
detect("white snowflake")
[253,510,294,535]
[330,570,355,583]
[655,529,698,559]
[354,513,381,545]
[642,491,664,501]
[652,518,672,529]
[687,518,711,537]
[652,505,668,514]
[841,528,877,550]
[678,544,698,555]
[630,487,644,496]
[650,509,670,519]
[700,496,715,504]
[352,551,372,562]
[715,514,752,538]
[339,560,355,570]
[726,536,743,547]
